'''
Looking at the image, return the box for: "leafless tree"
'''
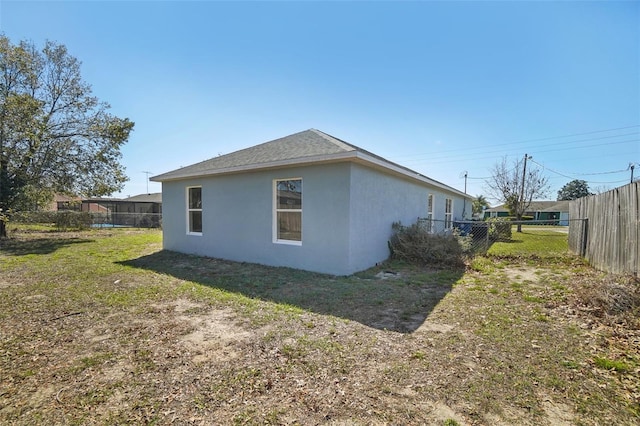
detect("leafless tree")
[484,156,550,232]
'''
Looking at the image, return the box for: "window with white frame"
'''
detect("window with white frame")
[274,178,302,244]
[426,194,434,232]
[445,198,453,230]
[187,186,202,234]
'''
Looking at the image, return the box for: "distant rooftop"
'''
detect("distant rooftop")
[486,200,570,212]
[124,193,162,203]
[83,193,162,203]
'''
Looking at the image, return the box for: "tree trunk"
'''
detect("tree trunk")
[0,218,6,238]
[516,214,523,233]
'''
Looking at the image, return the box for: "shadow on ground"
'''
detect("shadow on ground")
[0,237,94,256]
[119,250,464,333]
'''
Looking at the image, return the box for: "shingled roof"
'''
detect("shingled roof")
[124,193,162,203]
[151,129,470,198]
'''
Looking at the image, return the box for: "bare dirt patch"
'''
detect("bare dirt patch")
[503,266,539,283]
[178,305,253,364]
[1,229,639,425]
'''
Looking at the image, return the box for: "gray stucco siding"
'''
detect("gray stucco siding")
[161,161,470,275]
[346,164,470,272]
[161,163,354,275]
[347,164,430,272]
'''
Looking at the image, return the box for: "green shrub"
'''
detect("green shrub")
[389,222,467,268]
[503,216,534,221]
[55,211,93,230]
[487,218,512,241]
[9,210,93,230]
[10,210,58,224]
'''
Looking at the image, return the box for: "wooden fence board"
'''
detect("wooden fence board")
[569,182,639,276]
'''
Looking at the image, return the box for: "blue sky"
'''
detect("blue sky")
[1,0,638,204]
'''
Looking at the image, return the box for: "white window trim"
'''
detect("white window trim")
[445,198,453,230]
[427,194,434,232]
[186,186,203,236]
[273,178,302,246]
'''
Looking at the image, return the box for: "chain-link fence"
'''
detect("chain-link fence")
[454,219,573,255]
[91,212,162,228]
[413,218,573,256]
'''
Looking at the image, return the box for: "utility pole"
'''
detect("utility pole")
[142,171,152,194]
[517,154,531,233]
[462,171,468,218]
[630,163,635,184]
[464,171,468,194]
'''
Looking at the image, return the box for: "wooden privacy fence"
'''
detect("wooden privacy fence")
[569,182,639,276]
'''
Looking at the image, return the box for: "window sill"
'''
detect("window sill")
[274,239,302,246]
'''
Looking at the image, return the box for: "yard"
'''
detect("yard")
[0,225,638,425]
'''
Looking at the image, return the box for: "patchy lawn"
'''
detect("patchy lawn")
[487,225,570,258]
[0,226,638,425]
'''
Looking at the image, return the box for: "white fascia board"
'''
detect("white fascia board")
[353,152,472,199]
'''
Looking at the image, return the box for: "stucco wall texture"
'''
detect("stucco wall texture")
[161,162,467,275]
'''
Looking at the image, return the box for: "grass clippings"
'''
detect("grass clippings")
[1,225,638,425]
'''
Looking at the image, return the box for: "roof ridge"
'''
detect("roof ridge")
[309,129,357,152]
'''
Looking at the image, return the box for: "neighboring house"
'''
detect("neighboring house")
[81,198,113,213]
[48,194,82,211]
[484,200,570,225]
[82,193,162,227]
[151,129,472,275]
[120,193,163,215]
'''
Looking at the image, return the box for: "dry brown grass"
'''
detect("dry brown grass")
[1,226,638,425]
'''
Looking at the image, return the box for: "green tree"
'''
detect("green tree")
[557,179,593,200]
[472,194,490,217]
[0,35,133,234]
[485,156,550,232]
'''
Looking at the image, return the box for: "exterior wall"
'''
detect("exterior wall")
[162,163,353,275]
[559,212,569,226]
[347,164,469,272]
[161,162,470,275]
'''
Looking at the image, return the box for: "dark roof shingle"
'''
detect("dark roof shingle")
[152,129,355,181]
[151,129,470,199]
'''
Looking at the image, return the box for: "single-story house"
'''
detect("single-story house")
[484,200,570,225]
[151,129,472,275]
[49,194,82,211]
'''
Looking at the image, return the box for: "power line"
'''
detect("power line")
[390,124,640,161]
[401,138,638,167]
[483,124,640,147]
[466,157,633,187]
[528,159,633,184]
[401,134,638,165]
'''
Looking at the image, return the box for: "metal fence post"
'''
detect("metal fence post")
[485,222,490,253]
[581,218,589,257]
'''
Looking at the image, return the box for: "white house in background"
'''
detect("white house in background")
[484,200,570,225]
[151,129,472,275]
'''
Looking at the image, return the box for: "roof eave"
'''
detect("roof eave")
[152,150,471,199]
[352,152,472,199]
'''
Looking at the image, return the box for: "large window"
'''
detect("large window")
[445,198,453,230]
[274,178,302,244]
[187,186,202,234]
